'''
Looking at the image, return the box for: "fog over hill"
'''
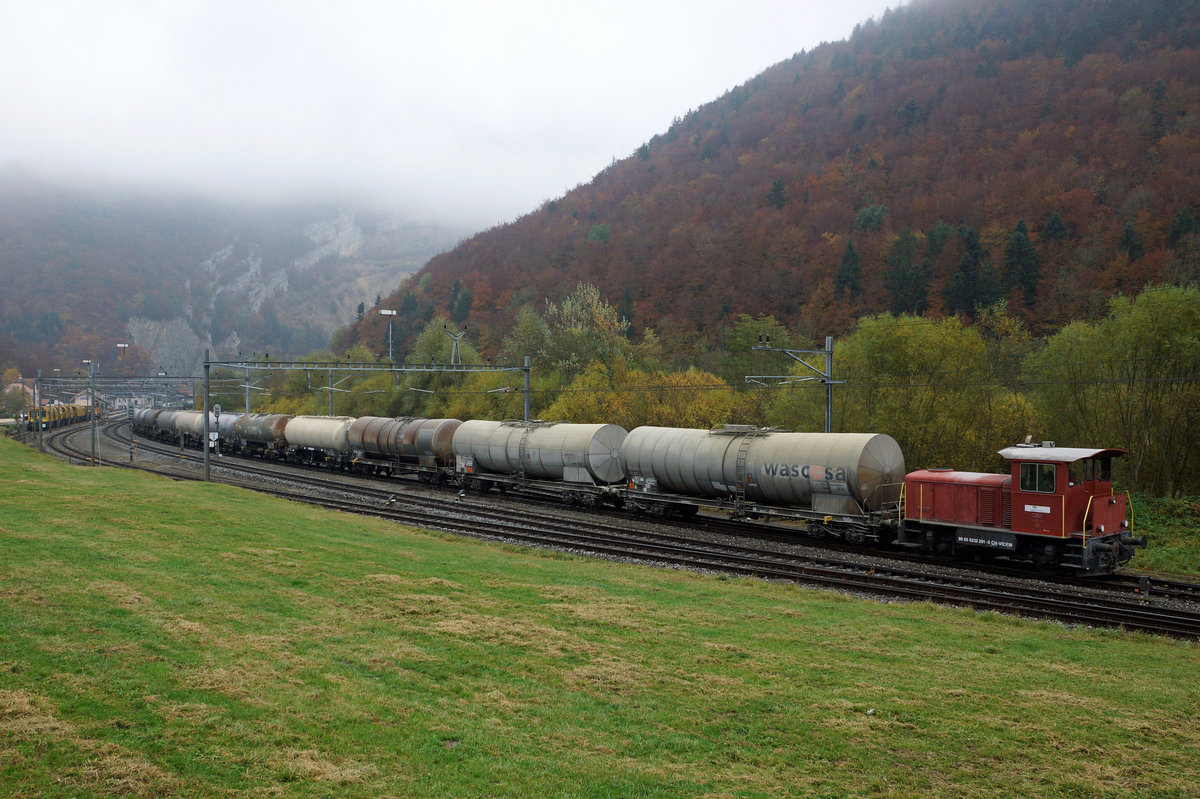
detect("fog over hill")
[0,169,466,375]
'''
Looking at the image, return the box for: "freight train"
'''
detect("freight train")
[131,408,1145,575]
[24,403,100,431]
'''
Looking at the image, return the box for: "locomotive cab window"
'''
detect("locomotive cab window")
[1096,457,1112,482]
[1019,462,1057,493]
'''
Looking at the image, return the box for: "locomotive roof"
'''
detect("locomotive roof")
[997,446,1127,463]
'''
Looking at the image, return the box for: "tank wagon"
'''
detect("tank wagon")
[171,411,233,448]
[132,408,160,432]
[454,420,628,505]
[133,408,176,442]
[620,426,906,538]
[233,413,293,457]
[148,410,181,442]
[348,416,462,479]
[216,411,242,442]
[283,415,355,465]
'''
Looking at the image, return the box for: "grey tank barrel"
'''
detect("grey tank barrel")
[453,420,628,484]
[235,413,294,444]
[348,416,462,466]
[152,410,180,435]
[620,426,906,512]
[173,410,231,439]
[216,412,242,439]
[284,415,356,455]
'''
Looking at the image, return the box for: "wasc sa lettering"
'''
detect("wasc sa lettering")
[759,463,847,481]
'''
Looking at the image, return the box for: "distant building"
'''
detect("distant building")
[5,379,35,402]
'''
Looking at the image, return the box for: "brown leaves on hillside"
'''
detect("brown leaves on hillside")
[377,0,1200,360]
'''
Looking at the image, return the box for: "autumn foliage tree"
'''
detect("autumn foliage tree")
[1023,286,1200,494]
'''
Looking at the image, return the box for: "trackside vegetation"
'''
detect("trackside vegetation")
[217,284,1200,496]
[2,437,1199,798]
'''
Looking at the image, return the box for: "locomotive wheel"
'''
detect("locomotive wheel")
[1033,543,1062,574]
[930,533,955,561]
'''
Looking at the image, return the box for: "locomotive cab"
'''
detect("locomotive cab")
[999,444,1144,572]
[1005,445,1119,537]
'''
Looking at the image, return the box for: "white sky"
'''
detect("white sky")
[0,0,900,228]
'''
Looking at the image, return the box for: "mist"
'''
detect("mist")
[1,0,902,227]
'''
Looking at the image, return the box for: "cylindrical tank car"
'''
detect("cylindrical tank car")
[453,420,628,495]
[152,410,180,440]
[348,416,462,468]
[620,425,906,528]
[234,413,293,455]
[284,415,355,462]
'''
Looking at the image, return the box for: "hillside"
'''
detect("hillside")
[364,0,1200,360]
[0,169,465,376]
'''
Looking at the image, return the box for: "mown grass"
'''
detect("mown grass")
[1,435,1198,798]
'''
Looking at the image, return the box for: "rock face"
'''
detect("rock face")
[124,206,464,373]
[125,316,208,377]
[293,209,365,272]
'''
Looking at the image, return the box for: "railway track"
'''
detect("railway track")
[684,513,1200,601]
[34,421,1200,639]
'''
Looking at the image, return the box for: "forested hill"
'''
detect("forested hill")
[362,0,1200,359]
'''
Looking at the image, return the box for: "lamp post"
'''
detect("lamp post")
[35,369,42,452]
[83,359,98,464]
[380,309,397,362]
[50,368,60,433]
[116,344,129,409]
[203,349,210,482]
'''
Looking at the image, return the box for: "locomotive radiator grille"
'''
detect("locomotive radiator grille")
[981,490,996,526]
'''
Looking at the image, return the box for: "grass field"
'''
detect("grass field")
[1,435,1198,798]
[1130,494,1200,576]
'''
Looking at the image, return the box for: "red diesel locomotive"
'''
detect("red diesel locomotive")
[898,442,1144,573]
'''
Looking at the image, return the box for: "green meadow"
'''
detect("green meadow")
[1,435,1198,798]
